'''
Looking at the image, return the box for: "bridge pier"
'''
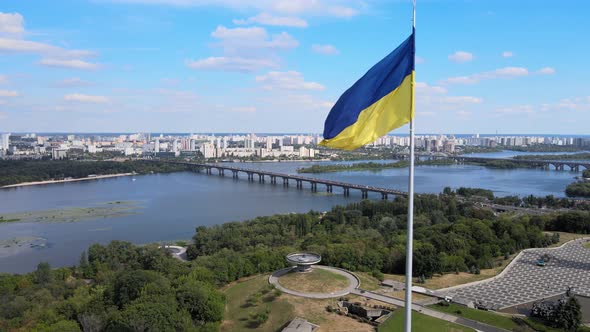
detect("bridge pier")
[296,180,303,190]
[218,169,224,176]
[206,167,211,175]
[361,190,368,199]
[381,193,388,200]
[326,184,332,193]
[232,170,238,179]
[270,176,276,184]
[258,174,265,183]
[311,182,317,192]
[247,172,254,182]
[283,178,289,186]
[343,187,350,197]
[571,165,579,172]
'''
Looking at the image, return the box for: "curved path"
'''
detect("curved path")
[269,265,359,299]
[160,245,188,262]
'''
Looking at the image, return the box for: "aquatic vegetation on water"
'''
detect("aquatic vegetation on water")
[0,201,142,224]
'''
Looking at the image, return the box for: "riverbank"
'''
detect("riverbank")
[0,173,134,189]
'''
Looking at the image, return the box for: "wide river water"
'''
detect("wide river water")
[0,151,587,273]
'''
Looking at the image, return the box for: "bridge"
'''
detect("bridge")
[455,156,590,171]
[164,161,576,214]
[397,155,590,172]
[170,162,406,199]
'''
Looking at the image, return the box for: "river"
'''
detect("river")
[0,151,584,273]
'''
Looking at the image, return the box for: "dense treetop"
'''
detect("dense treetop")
[0,160,190,186]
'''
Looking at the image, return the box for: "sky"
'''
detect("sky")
[0,0,589,135]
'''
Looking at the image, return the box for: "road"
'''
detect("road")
[351,289,509,332]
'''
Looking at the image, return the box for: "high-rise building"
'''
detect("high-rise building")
[154,139,160,153]
[201,143,216,158]
[0,133,10,151]
[266,136,273,151]
[173,140,179,154]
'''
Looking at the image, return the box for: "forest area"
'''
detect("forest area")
[0,160,190,187]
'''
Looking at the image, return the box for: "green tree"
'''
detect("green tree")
[109,301,193,332]
[553,297,582,331]
[176,281,225,323]
[34,262,52,285]
[109,270,166,308]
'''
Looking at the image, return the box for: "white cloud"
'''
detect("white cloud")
[0,12,24,34]
[188,25,296,72]
[448,51,474,63]
[494,105,534,115]
[108,0,359,17]
[501,51,513,58]
[53,77,94,88]
[0,38,94,58]
[263,93,333,110]
[311,44,339,55]
[537,67,556,75]
[416,81,481,111]
[443,96,482,104]
[64,94,109,103]
[443,76,479,85]
[415,82,447,95]
[233,12,308,28]
[492,67,529,77]
[187,56,279,72]
[256,71,324,91]
[443,67,529,85]
[0,90,18,97]
[211,25,298,53]
[39,58,99,70]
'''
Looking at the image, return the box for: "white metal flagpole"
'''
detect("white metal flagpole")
[404,1,416,332]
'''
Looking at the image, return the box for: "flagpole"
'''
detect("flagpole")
[404,1,416,332]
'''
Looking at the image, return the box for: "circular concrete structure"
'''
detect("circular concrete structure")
[286,252,322,272]
[269,265,360,299]
[159,245,188,262]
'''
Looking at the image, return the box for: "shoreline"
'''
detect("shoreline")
[1,173,135,189]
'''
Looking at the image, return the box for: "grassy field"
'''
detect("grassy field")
[354,272,381,291]
[221,275,294,332]
[585,242,590,249]
[278,268,350,293]
[382,268,500,290]
[429,303,519,330]
[545,231,588,247]
[222,275,373,332]
[378,310,474,332]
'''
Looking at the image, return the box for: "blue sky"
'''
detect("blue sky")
[0,0,588,134]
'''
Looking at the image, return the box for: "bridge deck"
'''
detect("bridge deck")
[175,162,407,195]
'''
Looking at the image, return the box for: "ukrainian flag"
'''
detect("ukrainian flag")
[320,32,415,150]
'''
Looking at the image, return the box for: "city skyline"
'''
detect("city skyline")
[1,0,589,134]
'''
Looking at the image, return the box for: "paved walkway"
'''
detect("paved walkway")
[160,245,188,262]
[269,265,360,299]
[440,238,590,310]
[352,290,508,332]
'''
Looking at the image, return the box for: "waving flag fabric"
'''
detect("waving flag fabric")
[320,32,415,150]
